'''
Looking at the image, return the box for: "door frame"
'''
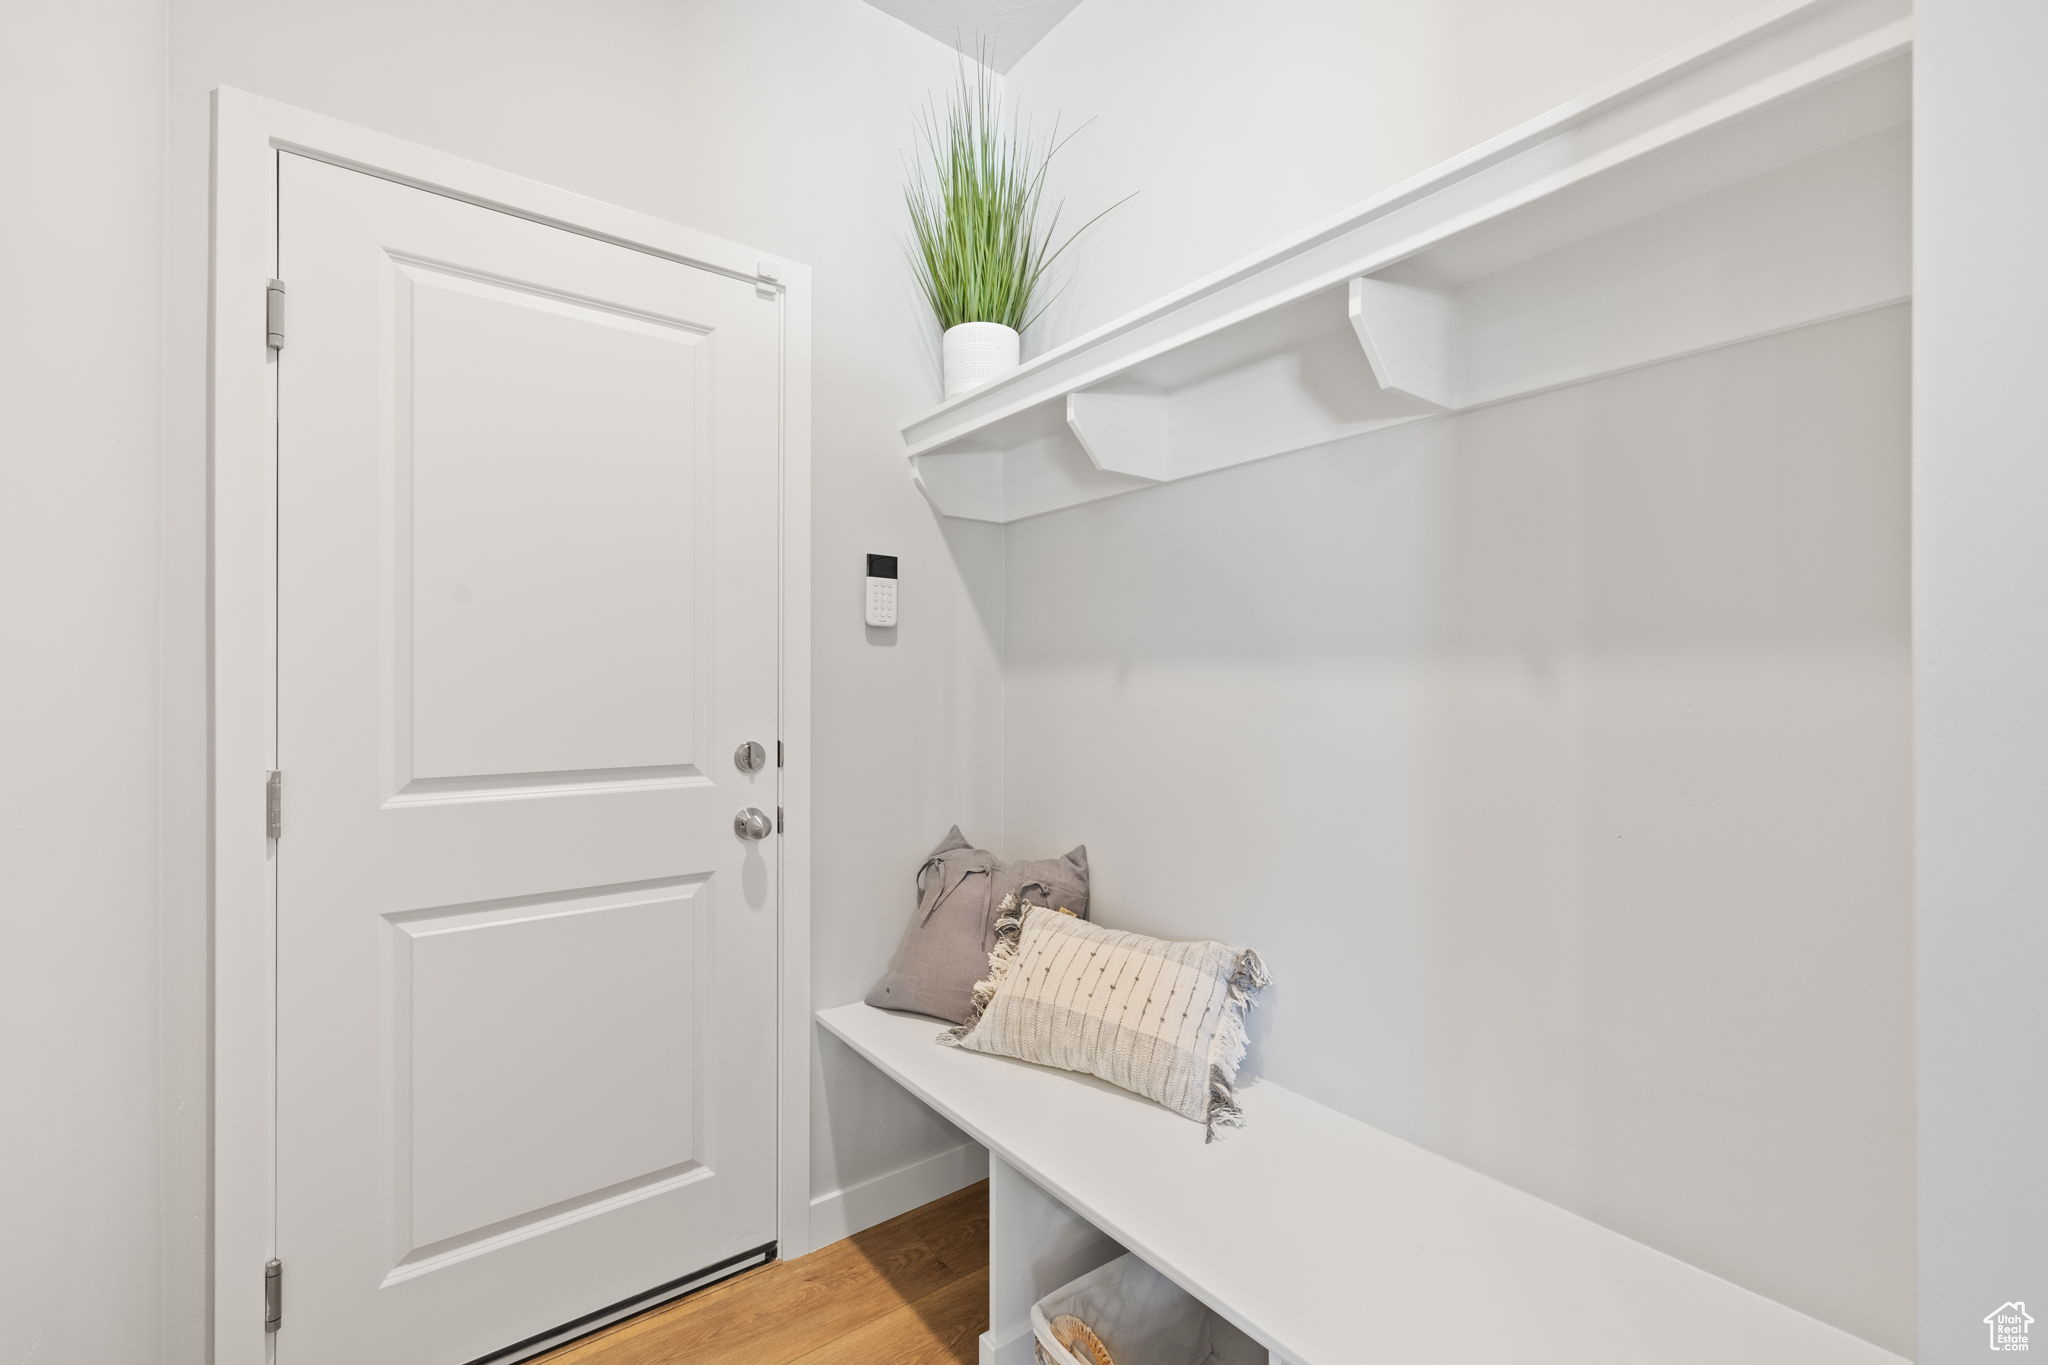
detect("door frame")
[209,87,815,1365]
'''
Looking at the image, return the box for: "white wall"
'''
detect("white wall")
[0,1,1937,1359]
[0,2,167,1364]
[1915,2,2048,1360]
[156,0,1007,1355]
[1005,0,1769,348]
[1004,0,1911,1352]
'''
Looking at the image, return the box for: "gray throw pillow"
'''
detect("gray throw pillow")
[865,827,1089,1024]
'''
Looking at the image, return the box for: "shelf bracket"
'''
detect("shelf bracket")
[1348,276,1458,411]
[1065,389,1172,483]
[909,446,1005,524]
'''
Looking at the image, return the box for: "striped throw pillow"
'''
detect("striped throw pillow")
[942,896,1271,1141]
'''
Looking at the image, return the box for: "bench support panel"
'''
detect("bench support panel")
[983,1153,1122,1365]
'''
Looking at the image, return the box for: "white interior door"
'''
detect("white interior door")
[275,152,784,1363]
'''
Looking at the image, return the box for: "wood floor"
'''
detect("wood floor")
[536,1181,990,1365]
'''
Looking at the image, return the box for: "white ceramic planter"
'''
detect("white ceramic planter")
[942,321,1021,398]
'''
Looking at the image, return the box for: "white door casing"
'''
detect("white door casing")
[211,91,814,1365]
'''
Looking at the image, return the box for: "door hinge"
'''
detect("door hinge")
[776,740,784,769]
[264,1258,282,1333]
[266,279,286,351]
[265,770,282,841]
[776,806,785,834]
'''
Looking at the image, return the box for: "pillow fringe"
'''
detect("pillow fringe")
[1203,947,1272,1143]
[940,895,1029,1046]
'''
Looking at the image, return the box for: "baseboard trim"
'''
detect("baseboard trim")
[981,1322,1037,1365]
[809,1141,989,1246]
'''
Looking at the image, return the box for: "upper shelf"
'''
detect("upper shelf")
[903,0,1912,524]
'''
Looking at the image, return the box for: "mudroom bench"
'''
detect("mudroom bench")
[818,1002,1903,1365]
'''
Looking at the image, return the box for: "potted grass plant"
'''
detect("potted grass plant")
[906,58,1127,398]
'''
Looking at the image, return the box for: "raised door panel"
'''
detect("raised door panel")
[393,880,706,1261]
[397,262,709,789]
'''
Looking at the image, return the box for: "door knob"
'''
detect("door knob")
[734,807,774,840]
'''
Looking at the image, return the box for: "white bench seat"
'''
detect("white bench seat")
[818,1001,1903,1365]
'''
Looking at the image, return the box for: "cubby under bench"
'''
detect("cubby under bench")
[818,1002,1902,1365]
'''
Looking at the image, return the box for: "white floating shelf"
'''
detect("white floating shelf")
[903,0,1911,524]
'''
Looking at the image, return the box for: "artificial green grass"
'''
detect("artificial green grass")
[905,55,1127,332]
